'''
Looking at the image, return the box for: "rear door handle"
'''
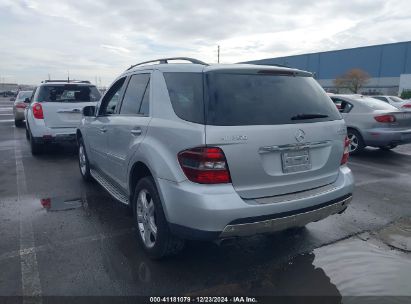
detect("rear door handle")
[131,128,142,136]
[100,127,107,133]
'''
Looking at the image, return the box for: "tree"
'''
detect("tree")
[333,68,370,93]
[400,90,411,99]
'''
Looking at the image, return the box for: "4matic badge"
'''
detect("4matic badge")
[220,135,248,141]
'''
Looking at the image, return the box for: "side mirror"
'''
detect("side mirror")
[24,97,31,103]
[83,106,96,117]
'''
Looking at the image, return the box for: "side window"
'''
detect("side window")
[331,97,353,113]
[120,74,150,115]
[138,80,150,116]
[99,77,126,115]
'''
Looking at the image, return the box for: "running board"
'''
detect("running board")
[90,169,129,205]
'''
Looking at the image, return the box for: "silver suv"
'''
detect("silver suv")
[77,57,354,259]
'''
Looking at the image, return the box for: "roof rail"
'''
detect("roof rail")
[127,57,208,70]
[41,80,91,84]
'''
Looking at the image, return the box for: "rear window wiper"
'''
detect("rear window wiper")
[291,113,329,120]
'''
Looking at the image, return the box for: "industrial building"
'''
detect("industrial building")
[0,82,18,93]
[246,41,411,95]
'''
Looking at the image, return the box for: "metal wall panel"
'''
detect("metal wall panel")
[246,41,411,80]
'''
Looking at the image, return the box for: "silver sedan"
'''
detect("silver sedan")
[372,95,411,111]
[329,94,411,154]
[13,90,32,127]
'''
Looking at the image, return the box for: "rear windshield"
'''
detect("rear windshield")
[389,96,404,103]
[355,97,398,110]
[16,91,32,101]
[206,73,341,125]
[164,72,341,125]
[36,85,101,103]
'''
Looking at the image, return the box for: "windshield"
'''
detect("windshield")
[16,91,32,101]
[355,97,399,110]
[205,72,341,126]
[36,85,101,103]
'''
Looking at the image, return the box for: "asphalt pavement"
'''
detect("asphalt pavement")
[0,97,410,302]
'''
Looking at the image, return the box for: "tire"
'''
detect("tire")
[347,129,365,155]
[133,176,184,259]
[14,119,23,127]
[78,138,92,181]
[25,127,29,140]
[29,131,42,155]
[379,144,397,151]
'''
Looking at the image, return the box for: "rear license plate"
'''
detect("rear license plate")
[281,149,311,173]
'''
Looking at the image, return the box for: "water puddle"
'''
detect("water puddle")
[40,196,84,211]
[312,236,411,298]
[377,218,411,252]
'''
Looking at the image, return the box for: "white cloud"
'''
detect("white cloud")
[0,0,410,85]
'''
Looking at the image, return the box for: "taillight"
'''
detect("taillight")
[402,104,411,108]
[341,136,350,165]
[178,147,231,184]
[32,102,44,119]
[374,114,396,123]
[15,102,26,109]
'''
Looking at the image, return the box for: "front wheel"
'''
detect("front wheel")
[347,129,365,155]
[133,177,184,259]
[78,138,92,181]
[14,119,23,127]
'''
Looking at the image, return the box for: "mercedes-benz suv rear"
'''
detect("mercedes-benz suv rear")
[77,58,354,259]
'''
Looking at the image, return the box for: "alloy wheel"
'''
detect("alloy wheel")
[348,133,358,152]
[136,189,157,248]
[79,144,87,176]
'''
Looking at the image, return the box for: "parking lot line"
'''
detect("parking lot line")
[14,128,42,302]
[0,228,134,262]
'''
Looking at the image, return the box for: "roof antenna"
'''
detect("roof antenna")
[67,70,70,83]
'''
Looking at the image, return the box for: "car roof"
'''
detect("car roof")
[39,82,96,86]
[126,62,311,76]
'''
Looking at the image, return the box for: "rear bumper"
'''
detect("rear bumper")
[29,118,77,143]
[14,108,25,120]
[158,166,354,240]
[220,194,351,238]
[363,128,411,146]
[31,128,77,144]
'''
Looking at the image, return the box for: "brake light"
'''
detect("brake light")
[374,114,396,123]
[341,136,350,165]
[32,102,44,119]
[178,147,231,184]
[402,104,411,108]
[15,102,26,109]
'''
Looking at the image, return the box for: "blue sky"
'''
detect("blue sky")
[1,0,410,86]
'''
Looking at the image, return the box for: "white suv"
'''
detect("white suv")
[26,80,101,154]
